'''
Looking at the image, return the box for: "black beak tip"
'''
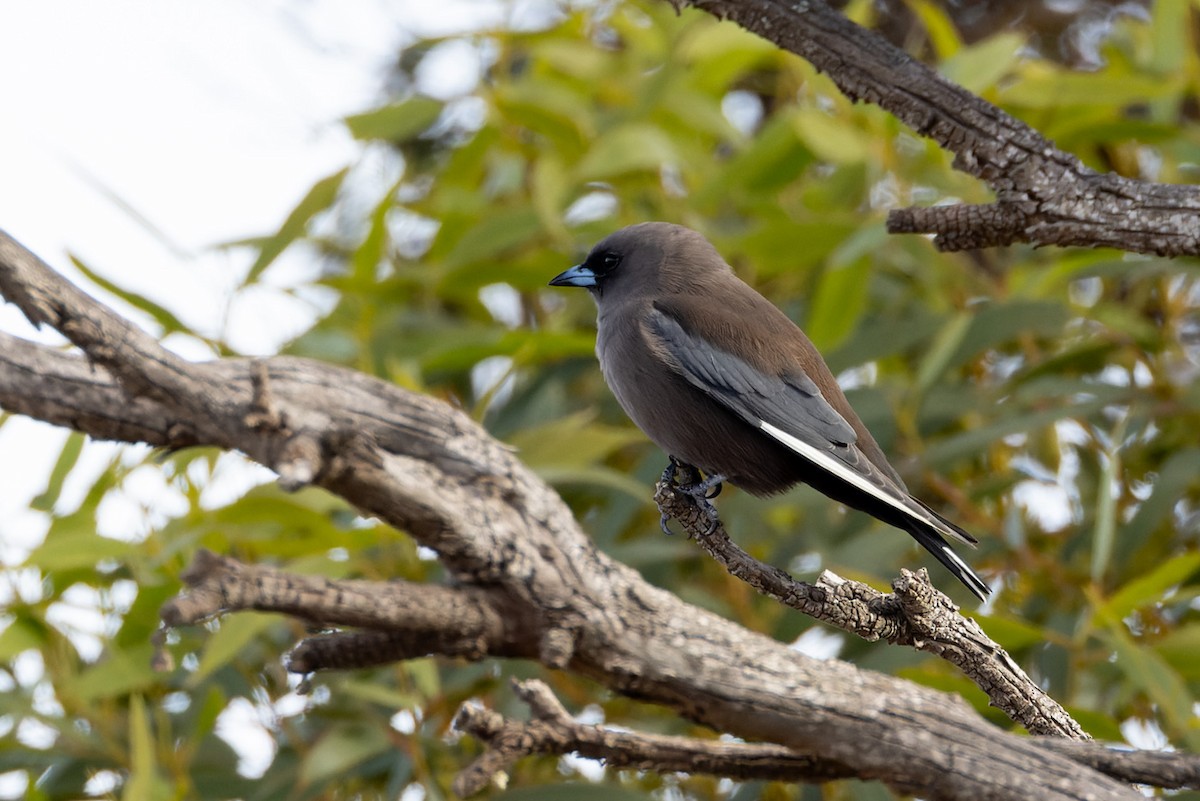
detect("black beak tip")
[548,264,597,289]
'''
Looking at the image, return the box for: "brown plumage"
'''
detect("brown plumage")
[550,222,990,600]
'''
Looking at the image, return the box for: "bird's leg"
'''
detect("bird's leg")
[660,456,683,489]
[668,458,726,500]
[659,457,685,534]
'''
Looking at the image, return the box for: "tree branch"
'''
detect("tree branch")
[452,679,1200,797]
[452,678,858,796]
[655,482,1087,738]
[0,228,1151,799]
[679,0,1200,256]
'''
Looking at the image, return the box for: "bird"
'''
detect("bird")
[549,222,990,601]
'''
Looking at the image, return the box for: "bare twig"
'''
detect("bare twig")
[452,679,858,797]
[655,479,1088,739]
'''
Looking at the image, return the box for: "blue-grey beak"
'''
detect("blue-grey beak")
[549,263,597,288]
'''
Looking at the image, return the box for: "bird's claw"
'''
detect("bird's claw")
[658,457,724,536]
[678,472,726,501]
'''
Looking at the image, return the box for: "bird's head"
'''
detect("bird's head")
[549,222,729,303]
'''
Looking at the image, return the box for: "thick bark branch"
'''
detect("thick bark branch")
[158,549,538,667]
[680,0,1200,256]
[0,228,1153,799]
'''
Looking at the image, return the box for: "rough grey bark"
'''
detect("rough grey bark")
[4,229,1196,799]
[680,0,1200,256]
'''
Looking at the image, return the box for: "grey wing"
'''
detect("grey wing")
[648,305,857,455]
[647,306,978,544]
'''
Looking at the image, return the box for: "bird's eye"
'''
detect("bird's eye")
[599,252,621,272]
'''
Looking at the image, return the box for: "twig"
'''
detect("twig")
[655,479,1087,739]
[452,679,857,797]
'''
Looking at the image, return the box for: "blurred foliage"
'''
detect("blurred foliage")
[5,1,1200,799]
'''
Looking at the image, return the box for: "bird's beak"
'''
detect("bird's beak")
[548,263,597,288]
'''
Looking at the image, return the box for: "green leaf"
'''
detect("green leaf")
[531,153,570,237]
[576,123,677,178]
[1001,64,1179,108]
[28,527,134,572]
[30,431,85,512]
[339,680,422,710]
[495,784,657,801]
[1121,448,1200,543]
[975,615,1048,652]
[1148,0,1189,75]
[1155,624,1200,678]
[507,412,645,467]
[805,259,870,350]
[922,396,1112,466]
[914,312,972,397]
[122,694,171,801]
[950,301,1069,370]
[1101,551,1200,621]
[907,0,962,59]
[443,207,544,269]
[344,96,443,141]
[791,108,870,164]
[709,113,813,195]
[537,465,652,503]
[350,179,404,287]
[244,166,349,284]
[68,254,189,336]
[189,612,279,685]
[67,644,161,702]
[1100,625,1198,749]
[300,722,394,788]
[1090,440,1121,583]
[193,685,229,741]
[678,17,778,92]
[0,619,46,659]
[405,657,441,699]
[942,33,1025,93]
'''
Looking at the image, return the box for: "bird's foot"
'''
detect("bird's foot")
[659,457,724,535]
[662,456,724,496]
[678,472,726,500]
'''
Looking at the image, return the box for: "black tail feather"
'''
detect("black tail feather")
[904,522,991,602]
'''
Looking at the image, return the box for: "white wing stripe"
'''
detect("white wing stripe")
[759,420,930,525]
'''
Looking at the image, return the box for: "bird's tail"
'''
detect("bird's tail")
[902,519,991,602]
